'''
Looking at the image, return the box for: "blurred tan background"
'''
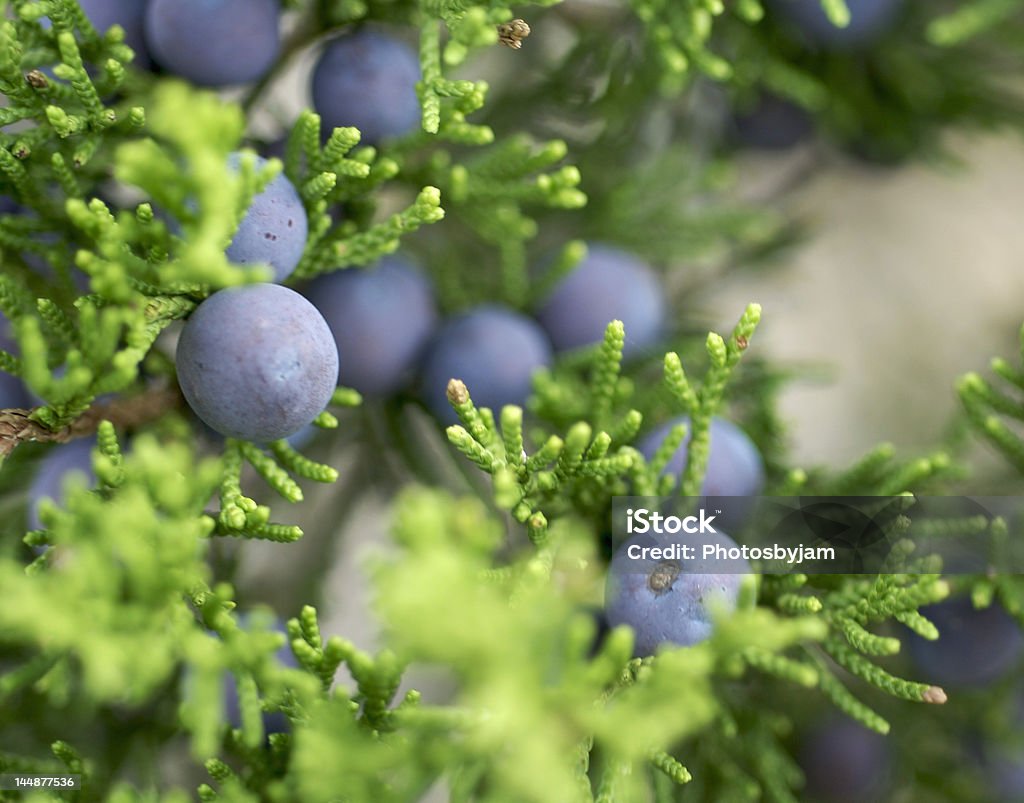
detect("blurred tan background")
[720,132,1024,465]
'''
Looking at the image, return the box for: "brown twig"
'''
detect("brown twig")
[0,385,182,459]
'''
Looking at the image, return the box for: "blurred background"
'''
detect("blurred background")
[721,133,1024,466]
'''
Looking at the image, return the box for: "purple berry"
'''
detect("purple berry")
[798,717,890,802]
[80,0,151,68]
[974,693,1024,800]
[605,530,751,656]
[992,754,1024,801]
[311,30,422,144]
[732,93,815,151]
[305,257,438,397]
[637,417,764,533]
[27,439,96,531]
[223,616,298,735]
[144,0,280,86]
[907,597,1023,688]
[637,416,765,497]
[765,0,904,49]
[536,244,666,357]
[175,284,338,442]
[0,371,29,410]
[0,314,30,410]
[420,305,553,422]
[225,154,308,284]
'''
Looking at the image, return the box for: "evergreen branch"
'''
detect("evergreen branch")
[667,304,761,497]
[836,617,901,656]
[650,750,691,785]
[238,441,304,503]
[823,637,946,704]
[894,610,939,640]
[742,647,818,687]
[0,385,180,460]
[268,439,339,483]
[293,186,444,279]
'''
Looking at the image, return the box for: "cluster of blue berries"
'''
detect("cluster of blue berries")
[77,4,424,146]
[66,0,280,86]
[48,11,427,443]
[420,243,668,422]
[11,4,769,667]
[305,240,669,422]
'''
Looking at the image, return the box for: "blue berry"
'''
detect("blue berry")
[420,305,552,422]
[994,761,1024,802]
[225,154,308,284]
[80,0,151,68]
[144,0,280,86]
[536,244,666,357]
[765,0,903,49]
[0,314,30,410]
[223,616,298,735]
[305,257,438,397]
[637,416,765,496]
[605,529,750,656]
[27,439,96,531]
[175,284,338,442]
[311,30,421,144]
[907,597,1023,688]
[798,717,890,802]
[731,93,815,151]
[637,417,764,533]
[0,370,29,410]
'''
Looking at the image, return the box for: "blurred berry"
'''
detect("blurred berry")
[731,93,815,151]
[305,257,438,397]
[907,597,1023,688]
[765,0,904,50]
[27,439,96,531]
[637,416,765,531]
[311,30,422,144]
[421,305,552,423]
[536,244,666,358]
[799,717,890,802]
[80,0,152,68]
[144,0,280,86]
[605,529,750,656]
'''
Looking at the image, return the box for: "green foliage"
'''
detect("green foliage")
[959,321,1024,474]
[276,487,826,802]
